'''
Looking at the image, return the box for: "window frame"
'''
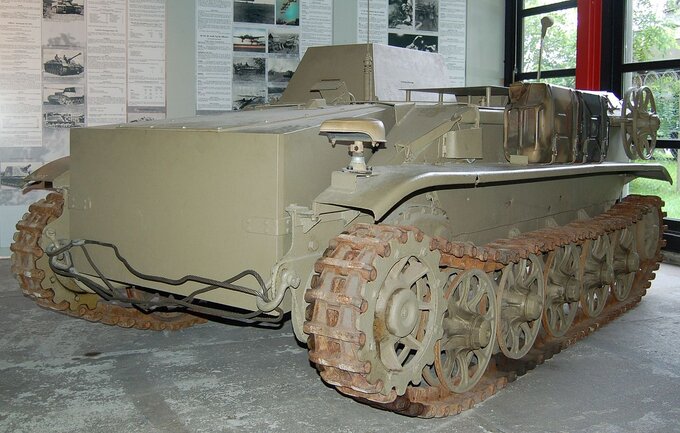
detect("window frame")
[504,0,578,84]
[608,0,680,252]
[505,0,680,253]
[608,1,680,150]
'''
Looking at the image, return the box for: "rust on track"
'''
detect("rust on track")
[10,192,206,331]
[305,195,665,417]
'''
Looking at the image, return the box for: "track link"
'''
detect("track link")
[305,195,665,417]
[10,192,206,331]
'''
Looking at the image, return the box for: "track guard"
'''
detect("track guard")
[22,156,70,193]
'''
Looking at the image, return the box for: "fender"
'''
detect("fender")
[23,156,70,193]
[313,162,672,221]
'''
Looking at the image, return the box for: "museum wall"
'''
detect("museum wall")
[0,0,504,253]
[465,0,505,86]
[167,0,197,119]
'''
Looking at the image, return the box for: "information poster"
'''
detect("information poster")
[41,0,87,188]
[196,0,233,113]
[438,0,466,85]
[196,0,332,111]
[299,0,332,57]
[0,1,43,204]
[231,0,298,109]
[360,0,467,86]
[127,0,167,121]
[0,0,168,208]
[357,0,388,44]
[87,0,127,126]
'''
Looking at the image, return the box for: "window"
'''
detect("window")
[505,0,577,86]
[619,0,680,250]
[621,0,680,146]
[505,0,680,252]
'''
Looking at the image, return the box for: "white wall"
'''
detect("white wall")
[465,0,505,86]
[167,0,197,118]
[333,0,358,44]
[0,206,26,256]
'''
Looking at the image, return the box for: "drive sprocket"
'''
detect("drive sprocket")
[305,225,446,401]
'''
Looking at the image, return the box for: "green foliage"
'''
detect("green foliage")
[629,0,680,140]
[520,0,680,92]
[638,72,680,138]
[541,76,576,88]
[628,151,679,217]
[631,0,678,62]
[522,9,577,73]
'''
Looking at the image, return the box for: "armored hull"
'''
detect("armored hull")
[11,44,671,417]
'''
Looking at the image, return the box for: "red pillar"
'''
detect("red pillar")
[576,0,603,90]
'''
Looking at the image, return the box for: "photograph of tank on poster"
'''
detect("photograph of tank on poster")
[232,85,265,111]
[268,30,299,55]
[43,49,84,77]
[276,0,299,25]
[233,57,266,83]
[268,57,297,83]
[43,109,85,128]
[233,28,266,53]
[415,0,438,31]
[43,0,84,19]
[0,162,42,189]
[234,0,275,25]
[389,0,413,29]
[388,33,438,52]
[43,85,84,105]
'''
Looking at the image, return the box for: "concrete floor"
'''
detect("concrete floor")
[1,260,679,433]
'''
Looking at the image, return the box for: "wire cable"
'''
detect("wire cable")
[46,240,284,324]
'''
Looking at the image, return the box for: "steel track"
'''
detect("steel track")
[10,192,206,331]
[305,195,666,417]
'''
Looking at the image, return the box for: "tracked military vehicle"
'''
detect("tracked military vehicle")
[52,0,83,14]
[12,44,670,417]
[46,87,84,105]
[43,53,83,76]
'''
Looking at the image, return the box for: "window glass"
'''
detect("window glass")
[629,149,679,218]
[522,8,577,73]
[625,0,680,63]
[538,76,576,87]
[523,0,567,8]
[624,70,680,139]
